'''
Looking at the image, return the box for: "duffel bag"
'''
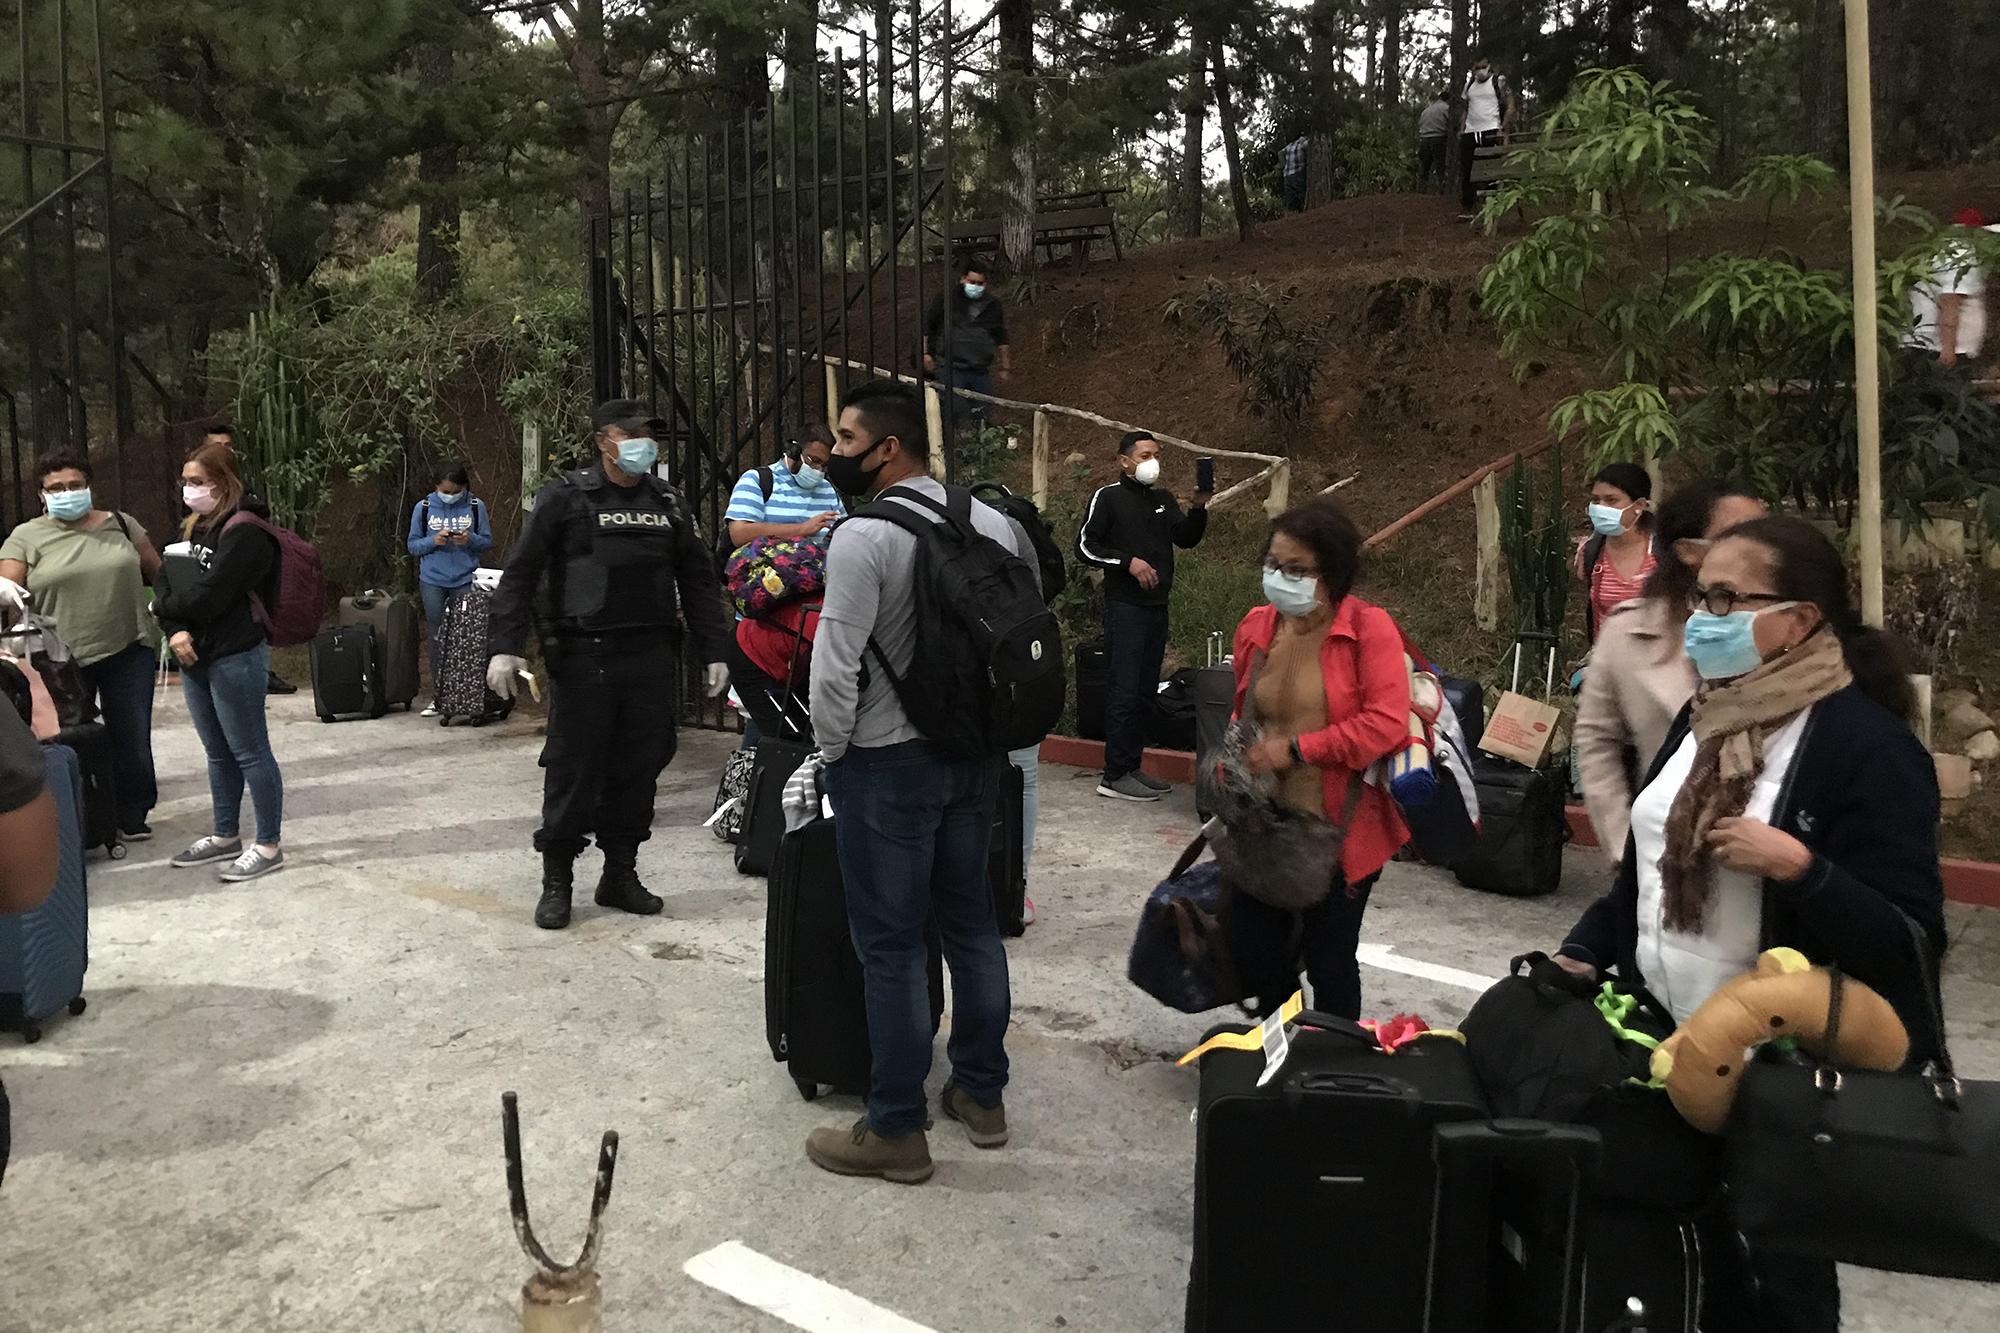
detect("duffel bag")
[1127,830,1245,1014]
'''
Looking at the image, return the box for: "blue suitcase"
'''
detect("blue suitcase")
[0,743,90,1043]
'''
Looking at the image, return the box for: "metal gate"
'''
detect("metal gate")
[584,11,953,559]
[2,0,127,530]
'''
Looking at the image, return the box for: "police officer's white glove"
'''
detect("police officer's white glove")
[705,662,729,698]
[0,575,28,618]
[487,653,530,702]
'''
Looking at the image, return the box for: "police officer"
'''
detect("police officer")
[486,399,732,930]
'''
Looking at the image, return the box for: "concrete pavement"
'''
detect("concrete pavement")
[2,691,1997,1332]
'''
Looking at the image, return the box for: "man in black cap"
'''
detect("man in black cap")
[487,399,732,929]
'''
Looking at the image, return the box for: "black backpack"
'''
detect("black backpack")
[713,465,776,575]
[852,484,1066,757]
[1580,531,1608,638]
[969,481,1068,603]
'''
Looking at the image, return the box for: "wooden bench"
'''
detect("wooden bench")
[1469,133,1585,198]
[934,188,1127,272]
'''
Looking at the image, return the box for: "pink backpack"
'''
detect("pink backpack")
[222,511,325,647]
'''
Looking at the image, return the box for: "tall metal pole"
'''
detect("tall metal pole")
[1843,0,1884,627]
[940,0,955,482]
[93,0,124,506]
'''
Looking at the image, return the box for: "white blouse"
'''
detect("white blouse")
[1629,709,1812,1023]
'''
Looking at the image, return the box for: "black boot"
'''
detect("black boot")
[594,843,663,916]
[534,852,575,930]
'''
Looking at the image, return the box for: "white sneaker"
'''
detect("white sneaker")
[420,701,440,718]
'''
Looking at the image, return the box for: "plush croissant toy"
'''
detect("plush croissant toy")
[1651,947,1910,1134]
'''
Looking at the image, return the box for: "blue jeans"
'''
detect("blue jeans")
[1103,599,1170,780]
[80,641,158,828]
[1007,744,1040,865]
[180,642,283,845]
[418,581,464,694]
[823,739,1011,1136]
[940,365,993,434]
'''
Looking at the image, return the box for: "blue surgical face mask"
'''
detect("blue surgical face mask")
[1683,604,1796,681]
[795,460,827,492]
[1587,502,1629,537]
[963,282,986,300]
[434,488,467,505]
[614,437,659,476]
[44,488,92,521]
[1262,566,1322,618]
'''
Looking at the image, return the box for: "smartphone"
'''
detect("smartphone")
[1196,456,1215,493]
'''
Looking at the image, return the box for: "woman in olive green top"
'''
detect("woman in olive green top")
[0,451,164,838]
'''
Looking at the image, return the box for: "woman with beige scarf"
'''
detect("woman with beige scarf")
[1555,515,1945,1333]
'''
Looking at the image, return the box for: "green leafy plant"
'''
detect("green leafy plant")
[1497,439,1571,671]
[1480,67,2000,535]
[1163,277,1328,423]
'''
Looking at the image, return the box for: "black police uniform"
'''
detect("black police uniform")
[489,465,730,868]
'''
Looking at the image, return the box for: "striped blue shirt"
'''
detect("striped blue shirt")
[725,458,845,540]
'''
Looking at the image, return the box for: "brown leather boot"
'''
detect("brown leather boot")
[804,1118,934,1184]
[941,1083,1009,1148]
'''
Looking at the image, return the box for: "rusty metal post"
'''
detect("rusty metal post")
[503,1092,619,1333]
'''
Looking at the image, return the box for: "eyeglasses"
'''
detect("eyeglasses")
[1688,585,1787,616]
[1263,559,1320,581]
[41,479,88,493]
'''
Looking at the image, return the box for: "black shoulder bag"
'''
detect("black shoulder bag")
[1726,917,2000,1280]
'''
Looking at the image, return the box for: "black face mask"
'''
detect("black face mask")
[827,439,887,499]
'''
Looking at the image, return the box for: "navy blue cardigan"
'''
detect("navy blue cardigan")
[1560,683,1948,1063]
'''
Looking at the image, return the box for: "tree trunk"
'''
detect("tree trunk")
[1380,0,1404,108]
[1646,0,1695,84]
[1307,0,1337,126]
[1364,20,1378,97]
[1604,0,1638,65]
[997,0,1036,275]
[1870,0,1910,166]
[1801,0,1846,162]
[1178,30,1208,239]
[1917,0,1971,163]
[1210,45,1253,242]
[1446,0,1471,197]
[415,39,461,306]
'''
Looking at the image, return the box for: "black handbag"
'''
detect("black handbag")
[1727,919,2000,1281]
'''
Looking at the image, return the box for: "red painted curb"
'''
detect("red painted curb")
[1563,802,2000,909]
[1038,734,1196,785]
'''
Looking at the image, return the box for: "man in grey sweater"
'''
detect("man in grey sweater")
[805,379,1025,1185]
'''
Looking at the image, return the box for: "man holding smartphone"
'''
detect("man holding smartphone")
[1075,431,1212,801]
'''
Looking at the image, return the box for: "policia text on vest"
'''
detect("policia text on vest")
[487,402,732,931]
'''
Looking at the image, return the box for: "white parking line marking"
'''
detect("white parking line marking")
[1355,943,1496,994]
[684,1240,939,1333]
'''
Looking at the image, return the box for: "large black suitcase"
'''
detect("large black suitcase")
[1451,757,1568,897]
[310,625,385,722]
[1074,637,1108,741]
[335,591,420,710]
[765,815,946,1101]
[1192,664,1233,821]
[50,721,122,859]
[1148,667,1200,751]
[1442,674,1485,751]
[990,760,1027,936]
[735,738,815,876]
[1186,1015,1490,1331]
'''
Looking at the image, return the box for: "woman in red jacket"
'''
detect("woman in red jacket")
[1227,496,1411,1019]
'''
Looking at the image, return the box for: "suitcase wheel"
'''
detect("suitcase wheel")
[794,1077,821,1102]
[68,996,86,1016]
[319,714,335,724]
[21,1023,41,1044]
[107,842,127,861]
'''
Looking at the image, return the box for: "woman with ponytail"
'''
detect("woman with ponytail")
[1553,515,1943,1333]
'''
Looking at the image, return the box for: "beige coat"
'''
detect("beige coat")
[1574,596,1696,863]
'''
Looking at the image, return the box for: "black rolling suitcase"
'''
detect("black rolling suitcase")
[50,721,122,859]
[1431,1120,1699,1333]
[735,738,814,876]
[990,760,1027,936]
[1185,1015,1490,1332]
[766,814,946,1100]
[1451,756,1568,897]
[1074,637,1108,741]
[310,624,385,722]
[433,584,512,726]
[1192,632,1234,821]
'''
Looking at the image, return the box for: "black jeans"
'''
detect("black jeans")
[79,641,157,828]
[1417,135,1447,191]
[536,634,679,858]
[1459,128,1502,211]
[1282,170,1306,211]
[1102,599,1169,781]
[1230,873,1379,1020]
[724,635,811,743]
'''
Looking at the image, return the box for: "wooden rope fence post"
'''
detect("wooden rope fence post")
[824,362,841,426]
[1031,409,1051,509]
[1473,471,1502,631]
[1263,459,1291,516]
[924,383,948,480]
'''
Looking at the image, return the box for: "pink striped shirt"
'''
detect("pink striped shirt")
[1577,536,1657,640]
